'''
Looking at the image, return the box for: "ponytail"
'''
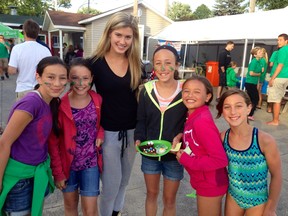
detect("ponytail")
[50,97,61,137]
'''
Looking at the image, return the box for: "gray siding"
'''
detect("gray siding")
[83,5,172,59]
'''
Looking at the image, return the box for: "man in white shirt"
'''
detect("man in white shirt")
[8,19,51,100]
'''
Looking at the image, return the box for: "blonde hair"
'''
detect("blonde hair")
[261,47,268,63]
[91,12,141,90]
[250,46,262,56]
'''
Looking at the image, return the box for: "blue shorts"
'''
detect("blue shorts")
[141,156,184,181]
[4,178,49,215]
[62,166,100,196]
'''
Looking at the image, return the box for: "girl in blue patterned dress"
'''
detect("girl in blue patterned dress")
[216,89,282,216]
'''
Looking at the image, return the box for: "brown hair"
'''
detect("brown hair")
[216,89,251,118]
[23,19,40,39]
[183,75,214,105]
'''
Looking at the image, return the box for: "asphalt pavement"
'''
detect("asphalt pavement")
[0,75,287,216]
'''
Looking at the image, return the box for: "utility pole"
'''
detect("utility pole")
[133,0,138,17]
[249,0,256,13]
[164,0,169,16]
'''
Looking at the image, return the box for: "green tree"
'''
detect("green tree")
[256,0,288,10]
[0,0,71,16]
[193,4,213,20]
[168,1,194,21]
[78,7,101,15]
[213,0,246,16]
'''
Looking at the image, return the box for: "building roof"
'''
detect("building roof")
[78,0,173,24]
[46,10,93,27]
[43,10,94,32]
[0,14,43,28]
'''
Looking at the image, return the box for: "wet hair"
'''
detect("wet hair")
[216,89,252,118]
[23,19,40,39]
[152,45,181,80]
[182,75,213,105]
[34,56,68,137]
[91,12,141,90]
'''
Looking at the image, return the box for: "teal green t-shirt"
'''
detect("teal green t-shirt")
[226,67,238,87]
[269,50,278,77]
[259,58,268,83]
[0,41,9,58]
[276,45,288,78]
[246,58,262,84]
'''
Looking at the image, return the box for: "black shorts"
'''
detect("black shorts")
[219,70,226,87]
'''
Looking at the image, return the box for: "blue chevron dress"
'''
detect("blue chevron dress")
[223,127,268,209]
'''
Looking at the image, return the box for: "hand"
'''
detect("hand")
[135,140,141,152]
[268,79,274,87]
[263,210,277,216]
[176,149,184,161]
[55,179,67,190]
[95,139,103,147]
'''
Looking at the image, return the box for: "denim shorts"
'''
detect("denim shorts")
[62,166,100,196]
[141,156,184,181]
[4,178,49,215]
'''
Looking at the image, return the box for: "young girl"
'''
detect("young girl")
[245,47,263,121]
[48,58,104,216]
[216,89,282,216]
[176,76,229,216]
[226,61,238,89]
[0,56,68,215]
[135,45,187,215]
[257,47,268,109]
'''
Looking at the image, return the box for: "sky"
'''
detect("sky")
[66,0,215,13]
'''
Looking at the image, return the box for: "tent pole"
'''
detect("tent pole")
[146,36,152,61]
[240,39,248,90]
[195,42,199,66]
[183,41,188,67]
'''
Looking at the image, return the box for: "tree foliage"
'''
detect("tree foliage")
[0,0,71,16]
[78,7,101,15]
[213,0,246,16]
[193,4,213,20]
[168,1,194,21]
[256,0,288,10]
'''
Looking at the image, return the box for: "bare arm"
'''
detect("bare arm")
[259,131,282,216]
[8,66,17,75]
[0,110,33,191]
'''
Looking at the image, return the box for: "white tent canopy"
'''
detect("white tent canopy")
[150,7,288,88]
[152,7,288,43]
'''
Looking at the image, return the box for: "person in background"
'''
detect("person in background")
[135,45,187,216]
[226,61,238,89]
[8,19,51,100]
[65,45,76,65]
[63,42,68,59]
[257,47,268,109]
[75,44,84,58]
[216,89,282,216]
[266,49,279,113]
[177,76,228,216]
[0,35,10,80]
[216,41,235,101]
[245,47,263,121]
[267,33,288,125]
[89,12,142,216]
[48,58,104,216]
[0,56,68,215]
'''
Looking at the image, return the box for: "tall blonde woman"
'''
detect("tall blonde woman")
[89,12,141,216]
